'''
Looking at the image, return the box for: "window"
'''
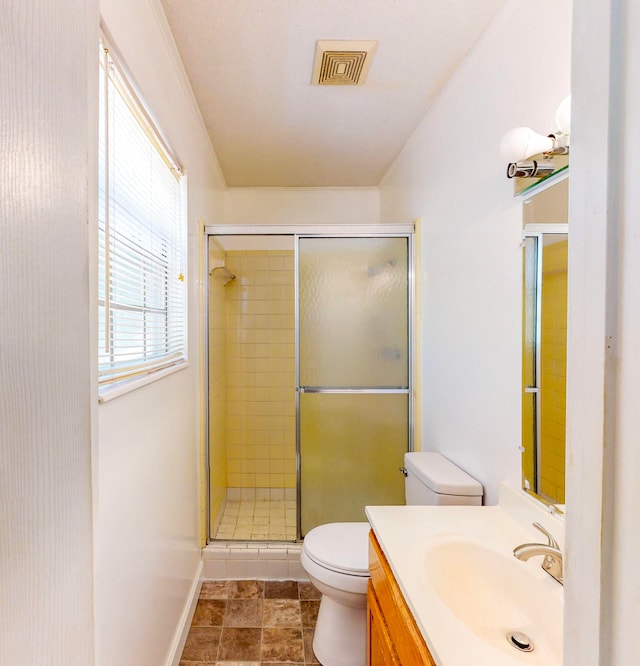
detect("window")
[98,42,186,390]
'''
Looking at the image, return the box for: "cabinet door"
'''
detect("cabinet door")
[368,532,437,666]
[367,582,400,666]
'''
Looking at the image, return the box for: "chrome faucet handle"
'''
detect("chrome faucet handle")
[513,543,564,585]
[532,522,559,549]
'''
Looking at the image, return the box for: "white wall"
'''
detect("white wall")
[0,2,96,664]
[379,0,572,504]
[602,2,640,656]
[224,186,380,225]
[565,1,640,663]
[95,1,225,664]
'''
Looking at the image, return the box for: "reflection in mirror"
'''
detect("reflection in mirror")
[521,178,568,508]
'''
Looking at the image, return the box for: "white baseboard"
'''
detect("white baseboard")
[166,560,203,666]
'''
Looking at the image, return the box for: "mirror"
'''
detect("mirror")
[521,177,568,508]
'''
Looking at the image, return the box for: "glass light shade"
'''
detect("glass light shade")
[500,127,555,162]
[555,95,571,135]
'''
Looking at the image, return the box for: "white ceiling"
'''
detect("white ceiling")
[160,0,505,188]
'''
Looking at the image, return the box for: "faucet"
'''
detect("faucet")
[513,522,563,585]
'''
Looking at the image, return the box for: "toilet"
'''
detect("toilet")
[300,452,483,666]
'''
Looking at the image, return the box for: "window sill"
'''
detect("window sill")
[98,361,190,404]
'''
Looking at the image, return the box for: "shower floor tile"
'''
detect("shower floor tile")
[214,498,297,541]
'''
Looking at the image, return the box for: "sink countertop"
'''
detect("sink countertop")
[365,483,564,666]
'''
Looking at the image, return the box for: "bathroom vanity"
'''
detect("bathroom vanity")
[366,484,564,666]
[368,531,435,665]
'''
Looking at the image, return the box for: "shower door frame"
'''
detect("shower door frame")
[295,232,414,539]
[522,223,568,501]
[203,224,415,543]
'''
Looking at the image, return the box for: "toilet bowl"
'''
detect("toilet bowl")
[301,522,370,666]
[301,451,483,666]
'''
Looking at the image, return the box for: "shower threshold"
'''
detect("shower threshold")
[203,539,305,580]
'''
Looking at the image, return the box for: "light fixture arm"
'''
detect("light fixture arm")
[500,95,571,179]
[545,131,569,156]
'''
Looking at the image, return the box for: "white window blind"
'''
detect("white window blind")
[98,42,186,388]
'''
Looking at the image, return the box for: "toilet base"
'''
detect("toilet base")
[312,593,367,666]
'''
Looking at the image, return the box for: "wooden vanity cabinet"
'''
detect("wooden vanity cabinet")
[367,531,436,666]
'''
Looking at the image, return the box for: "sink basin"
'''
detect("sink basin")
[424,537,563,663]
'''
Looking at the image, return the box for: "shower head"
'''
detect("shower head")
[210,265,237,285]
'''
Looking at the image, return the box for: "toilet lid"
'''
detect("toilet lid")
[303,522,371,576]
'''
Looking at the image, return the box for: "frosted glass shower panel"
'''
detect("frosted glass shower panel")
[300,393,407,534]
[299,237,409,388]
[522,236,537,390]
[521,233,567,505]
[522,236,538,495]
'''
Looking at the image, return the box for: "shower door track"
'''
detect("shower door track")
[203,224,415,544]
[205,224,415,236]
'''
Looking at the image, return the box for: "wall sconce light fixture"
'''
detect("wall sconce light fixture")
[501,95,571,179]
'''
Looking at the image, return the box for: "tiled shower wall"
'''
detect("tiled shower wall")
[223,250,296,492]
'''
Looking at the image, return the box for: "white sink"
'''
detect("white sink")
[366,486,566,666]
[424,536,563,664]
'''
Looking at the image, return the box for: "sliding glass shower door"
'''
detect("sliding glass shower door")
[297,236,411,536]
[522,232,568,505]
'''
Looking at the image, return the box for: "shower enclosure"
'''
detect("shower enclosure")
[522,230,568,504]
[205,227,413,542]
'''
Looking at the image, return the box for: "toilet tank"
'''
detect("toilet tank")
[404,452,483,506]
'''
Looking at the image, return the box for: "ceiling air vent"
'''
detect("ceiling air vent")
[312,40,377,86]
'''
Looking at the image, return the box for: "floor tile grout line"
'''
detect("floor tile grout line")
[185,580,320,665]
[214,497,297,541]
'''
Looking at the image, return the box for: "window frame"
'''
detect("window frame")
[97,38,188,401]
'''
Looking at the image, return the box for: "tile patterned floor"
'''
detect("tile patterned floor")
[213,499,297,541]
[180,580,321,665]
